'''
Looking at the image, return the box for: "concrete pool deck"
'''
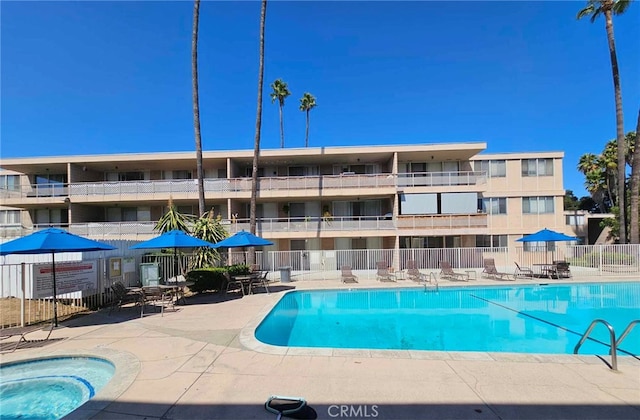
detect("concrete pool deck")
[1,276,639,420]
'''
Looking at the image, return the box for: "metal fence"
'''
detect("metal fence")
[2,244,638,328]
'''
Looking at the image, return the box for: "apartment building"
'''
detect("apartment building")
[0,143,569,256]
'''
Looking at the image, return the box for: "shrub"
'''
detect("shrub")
[567,251,637,268]
[186,264,251,294]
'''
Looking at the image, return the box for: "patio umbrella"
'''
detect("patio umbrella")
[211,230,274,265]
[211,230,274,249]
[0,228,117,326]
[516,228,578,263]
[129,230,216,280]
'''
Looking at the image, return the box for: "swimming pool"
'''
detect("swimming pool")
[0,356,115,419]
[255,282,640,355]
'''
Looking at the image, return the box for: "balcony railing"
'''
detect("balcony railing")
[228,216,396,233]
[3,171,486,200]
[396,213,488,229]
[397,171,486,187]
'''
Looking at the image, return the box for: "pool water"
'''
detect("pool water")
[255,282,640,355]
[0,356,115,419]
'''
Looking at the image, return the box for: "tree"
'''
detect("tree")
[270,79,291,148]
[564,190,580,210]
[192,0,206,217]
[630,110,640,243]
[249,0,267,266]
[299,92,317,147]
[191,209,228,269]
[577,0,633,243]
[155,197,195,233]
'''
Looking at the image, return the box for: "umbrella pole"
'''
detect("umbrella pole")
[174,247,179,281]
[52,252,59,327]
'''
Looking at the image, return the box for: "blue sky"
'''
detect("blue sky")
[2,1,639,197]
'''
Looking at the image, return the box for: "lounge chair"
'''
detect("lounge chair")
[376,261,397,282]
[482,258,513,281]
[405,260,427,282]
[340,266,358,283]
[514,262,534,278]
[1,322,54,353]
[439,261,468,281]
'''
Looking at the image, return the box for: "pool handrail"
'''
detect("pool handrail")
[573,319,617,371]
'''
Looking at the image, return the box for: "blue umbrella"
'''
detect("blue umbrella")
[516,228,578,264]
[0,228,117,326]
[516,228,578,243]
[211,230,274,249]
[130,230,217,280]
[130,230,216,250]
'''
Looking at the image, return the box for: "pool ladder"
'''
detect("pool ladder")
[423,272,439,292]
[573,319,639,371]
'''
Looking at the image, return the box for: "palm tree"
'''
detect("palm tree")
[299,92,317,147]
[630,110,640,243]
[155,197,195,233]
[577,0,632,243]
[191,209,228,269]
[270,79,291,148]
[192,0,206,217]
[249,0,267,265]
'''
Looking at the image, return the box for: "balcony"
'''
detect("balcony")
[397,213,488,230]
[228,216,396,234]
[397,171,486,187]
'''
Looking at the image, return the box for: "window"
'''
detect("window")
[474,160,506,178]
[0,210,20,225]
[476,235,507,248]
[0,175,20,191]
[173,170,192,180]
[523,197,555,214]
[523,241,555,252]
[480,197,507,215]
[566,214,585,226]
[522,158,553,177]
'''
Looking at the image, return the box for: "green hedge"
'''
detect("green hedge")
[186,264,250,294]
[567,252,636,268]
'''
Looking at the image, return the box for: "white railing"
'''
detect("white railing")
[396,214,488,229]
[8,171,487,200]
[397,171,487,187]
[2,244,638,328]
[68,222,157,239]
[228,216,396,234]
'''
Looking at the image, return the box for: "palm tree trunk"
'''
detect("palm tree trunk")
[630,108,640,243]
[604,8,626,243]
[279,103,284,148]
[249,0,267,265]
[305,109,310,147]
[192,0,205,217]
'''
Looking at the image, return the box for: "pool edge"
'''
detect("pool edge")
[239,284,640,366]
[0,347,140,419]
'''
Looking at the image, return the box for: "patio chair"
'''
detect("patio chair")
[109,281,142,314]
[340,266,358,283]
[250,270,270,294]
[554,261,572,278]
[514,262,534,278]
[439,261,468,281]
[376,261,397,282]
[482,258,513,281]
[0,322,54,353]
[405,260,427,282]
[140,286,174,317]
[224,272,246,296]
